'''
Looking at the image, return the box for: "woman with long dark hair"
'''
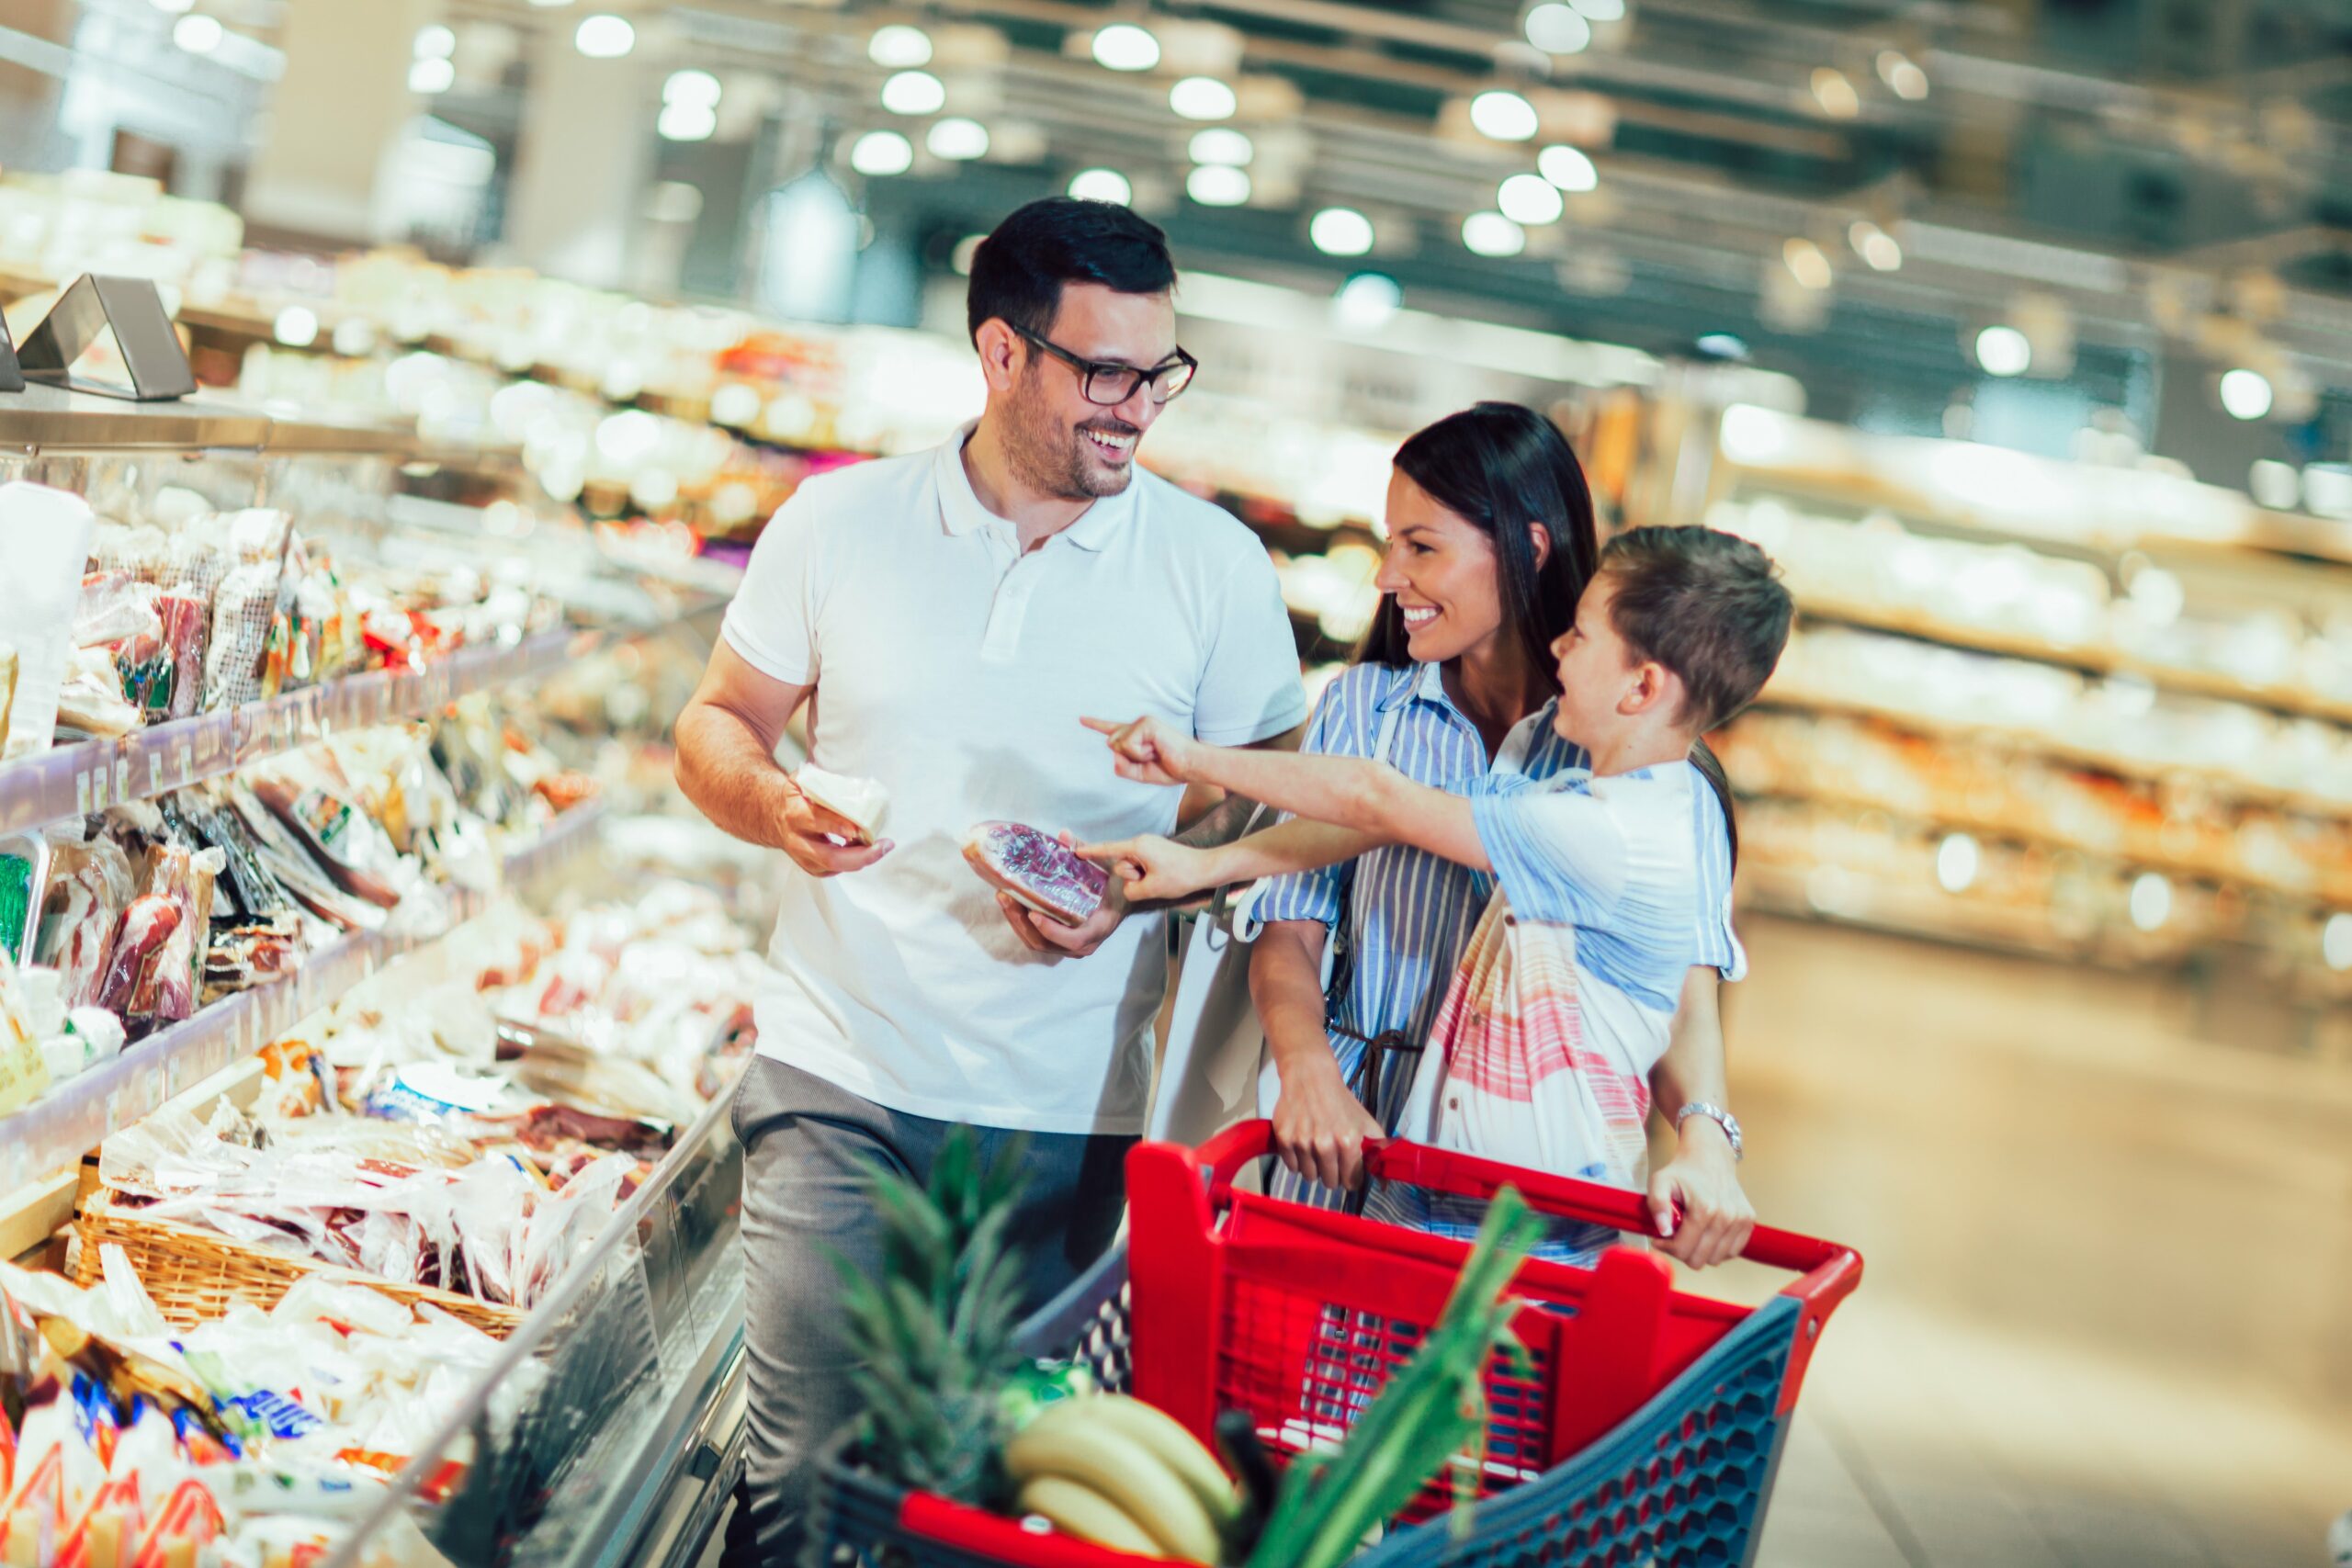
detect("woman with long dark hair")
[1243,401,1754,1264]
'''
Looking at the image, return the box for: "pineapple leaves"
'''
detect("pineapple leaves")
[831,1126,1035,1506]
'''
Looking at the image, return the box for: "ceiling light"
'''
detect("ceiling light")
[413,24,455,58]
[851,130,914,176]
[664,69,721,106]
[1572,0,1625,17]
[1334,272,1401,331]
[1463,211,1526,257]
[271,306,320,349]
[927,117,989,161]
[1849,220,1902,271]
[526,0,574,7]
[1975,324,2031,377]
[1810,67,1859,119]
[1470,90,1539,143]
[881,69,945,115]
[1092,24,1160,72]
[1695,333,1748,360]
[172,14,222,52]
[951,234,986,276]
[1189,128,1252,166]
[1522,3,1591,53]
[2325,912,2352,972]
[1170,76,1237,120]
[573,14,632,58]
[407,56,455,93]
[658,100,718,141]
[1309,207,1374,257]
[2129,873,2171,932]
[1877,49,1928,100]
[1187,164,1250,206]
[868,24,932,68]
[1069,167,1133,205]
[1538,143,1598,191]
[149,0,196,12]
[1498,173,1565,225]
[2220,367,2274,421]
[1935,833,1979,894]
[1781,237,1832,290]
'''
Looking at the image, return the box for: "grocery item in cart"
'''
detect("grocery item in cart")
[964,821,1108,927]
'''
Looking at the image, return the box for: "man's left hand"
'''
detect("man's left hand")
[995,833,1129,959]
[1646,1117,1754,1270]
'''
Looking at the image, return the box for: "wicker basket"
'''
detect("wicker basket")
[74,1192,529,1339]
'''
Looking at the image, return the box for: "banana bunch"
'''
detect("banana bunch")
[1001,1393,1240,1562]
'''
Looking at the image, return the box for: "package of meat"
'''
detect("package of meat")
[176,795,290,924]
[154,592,210,721]
[93,894,178,1020]
[250,775,405,908]
[204,559,281,712]
[72,572,161,649]
[36,829,135,1010]
[55,646,142,739]
[226,784,385,932]
[0,946,51,1114]
[963,820,1110,927]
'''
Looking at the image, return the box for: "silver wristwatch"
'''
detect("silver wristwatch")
[1674,1102,1743,1162]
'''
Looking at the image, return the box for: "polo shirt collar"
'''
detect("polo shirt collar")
[935,421,1138,551]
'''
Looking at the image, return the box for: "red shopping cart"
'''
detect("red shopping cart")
[809,1120,1861,1568]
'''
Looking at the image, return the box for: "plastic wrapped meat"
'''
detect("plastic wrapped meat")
[205,559,282,712]
[250,775,404,908]
[963,820,1109,926]
[178,796,290,923]
[55,646,141,739]
[72,572,161,649]
[94,894,180,1018]
[227,784,384,932]
[155,592,209,721]
[35,831,135,1010]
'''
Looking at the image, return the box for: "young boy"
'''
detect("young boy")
[1082,525,1793,1261]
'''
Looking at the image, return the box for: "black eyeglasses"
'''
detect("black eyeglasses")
[1012,325,1199,406]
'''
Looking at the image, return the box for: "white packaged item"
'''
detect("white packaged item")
[66,1006,127,1061]
[0,481,98,760]
[795,764,888,843]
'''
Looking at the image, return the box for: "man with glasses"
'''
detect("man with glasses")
[676,197,1306,1564]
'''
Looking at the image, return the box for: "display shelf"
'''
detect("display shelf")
[0,626,594,837]
[1738,863,2109,964]
[0,798,608,1193]
[1792,592,2352,731]
[1750,686,2352,822]
[1729,780,2352,907]
[0,381,413,456]
[322,1075,745,1568]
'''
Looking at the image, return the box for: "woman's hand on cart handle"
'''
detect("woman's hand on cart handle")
[1647,1119,1755,1270]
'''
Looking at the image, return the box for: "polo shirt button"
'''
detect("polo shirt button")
[1503,915,1516,928]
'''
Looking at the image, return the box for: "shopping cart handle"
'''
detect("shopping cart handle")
[1362,1134,1851,1278]
[1195,1118,1280,1206]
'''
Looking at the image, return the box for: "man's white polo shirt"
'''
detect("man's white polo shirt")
[719,425,1306,1135]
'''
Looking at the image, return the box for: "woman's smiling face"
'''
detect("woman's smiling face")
[1374,467,1510,666]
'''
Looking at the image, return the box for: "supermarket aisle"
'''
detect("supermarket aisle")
[1728,916,2352,1568]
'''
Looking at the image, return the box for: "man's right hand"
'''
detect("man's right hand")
[779,787,894,877]
[1272,1055,1385,1191]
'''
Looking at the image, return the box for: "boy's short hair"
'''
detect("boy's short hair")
[966,197,1176,344]
[1599,525,1792,731]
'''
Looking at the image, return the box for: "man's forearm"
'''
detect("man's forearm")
[673,702,800,851]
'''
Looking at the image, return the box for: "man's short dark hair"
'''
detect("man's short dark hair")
[1598,526,1792,731]
[966,197,1177,344]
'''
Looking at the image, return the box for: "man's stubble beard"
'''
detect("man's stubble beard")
[1003,378,1131,502]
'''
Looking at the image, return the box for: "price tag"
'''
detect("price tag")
[75,767,91,815]
[113,756,130,806]
[147,749,163,795]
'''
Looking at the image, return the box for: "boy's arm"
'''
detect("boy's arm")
[1084,716,1489,870]
[1645,969,1754,1270]
[1081,816,1385,904]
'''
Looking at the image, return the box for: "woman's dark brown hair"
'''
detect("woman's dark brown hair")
[1359,401,1739,862]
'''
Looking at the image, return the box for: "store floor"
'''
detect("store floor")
[1721,915,2352,1568]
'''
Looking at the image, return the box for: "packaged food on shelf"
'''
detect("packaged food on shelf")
[0,482,99,763]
